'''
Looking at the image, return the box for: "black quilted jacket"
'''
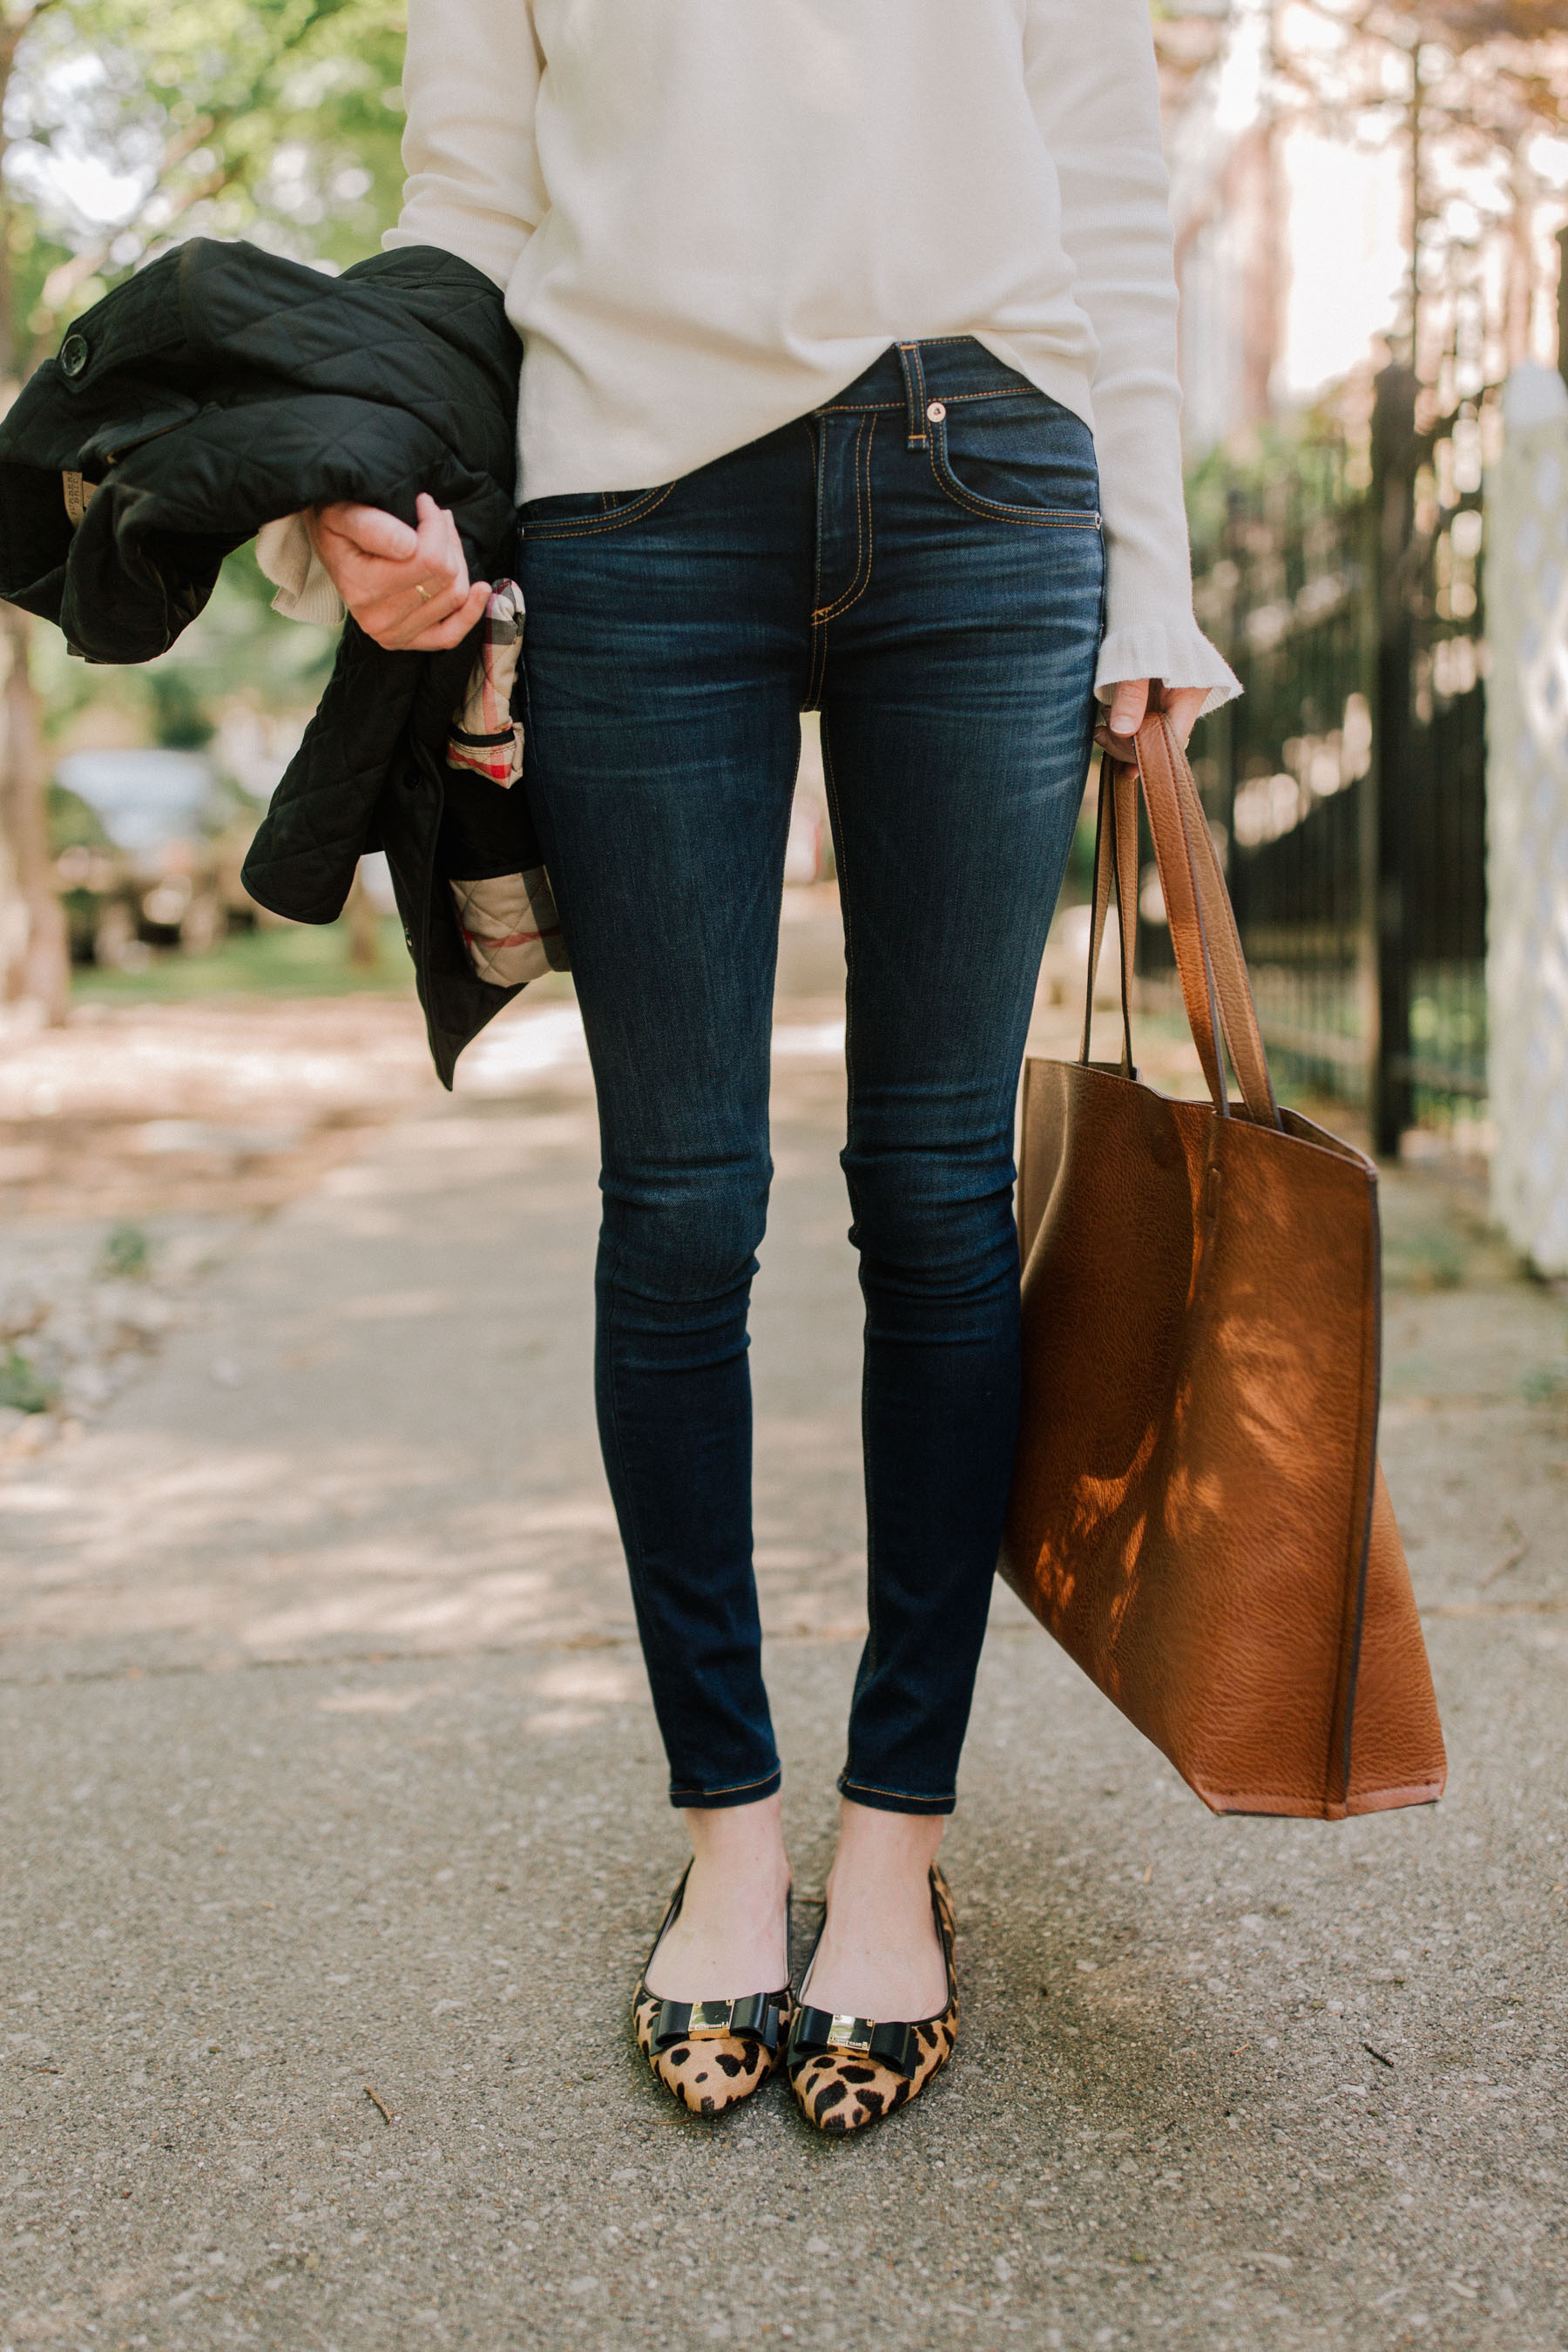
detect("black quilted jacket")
[0,236,537,1085]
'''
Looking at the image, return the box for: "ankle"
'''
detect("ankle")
[826,1797,943,1903]
[800,1804,949,2025]
[643,1799,791,2004]
[683,1794,791,1897]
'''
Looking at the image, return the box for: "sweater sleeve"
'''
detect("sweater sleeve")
[381,0,546,289]
[258,0,544,628]
[1024,0,1238,712]
[255,514,347,625]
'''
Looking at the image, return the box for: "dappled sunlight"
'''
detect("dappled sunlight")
[0,1001,435,1124]
[0,971,888,1684]
[316,1684,443,1715]
[0,1425,629,1666]
[524,1654,641,1737]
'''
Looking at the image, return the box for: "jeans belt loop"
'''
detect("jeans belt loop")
[897,342,929,450]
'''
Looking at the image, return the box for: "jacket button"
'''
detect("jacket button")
[59,334,90,378]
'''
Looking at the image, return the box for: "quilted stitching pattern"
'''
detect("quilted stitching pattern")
[448,868,567,987]
[0,236,525,1085]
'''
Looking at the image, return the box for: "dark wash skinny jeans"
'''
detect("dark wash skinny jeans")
[517,340,1104,1815]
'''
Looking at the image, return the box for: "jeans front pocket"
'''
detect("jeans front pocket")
[520,482,676,541]
[927,393,1101,531]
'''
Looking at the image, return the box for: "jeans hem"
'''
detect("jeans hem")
[669,1767,782,1811]
[837,1773,956,1818]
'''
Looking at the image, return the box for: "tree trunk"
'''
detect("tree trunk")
[0,599,69,1021]
[0,16,70,1026]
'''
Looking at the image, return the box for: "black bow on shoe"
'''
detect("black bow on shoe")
[787,2004,916,2077]
[653,1993,783,2052]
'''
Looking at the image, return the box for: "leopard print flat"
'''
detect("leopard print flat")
[786,1864,957,2136]
[632,1865,793,2119]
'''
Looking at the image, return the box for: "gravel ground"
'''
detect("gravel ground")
[1,918,1565,2351]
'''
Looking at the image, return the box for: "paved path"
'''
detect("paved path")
[3,921,1566,2351]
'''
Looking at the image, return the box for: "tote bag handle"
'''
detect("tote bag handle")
[1082,712,1281,1131]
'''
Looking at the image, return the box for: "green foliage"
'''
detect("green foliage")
[0,1345,55,1413]
[1184,411,1361,575]
[3,0,408,361]
[46,779,112,849]
[71,909,416,1000]
[149,669,215,750]
[100,1221,152,1279]
[0,2,406,760]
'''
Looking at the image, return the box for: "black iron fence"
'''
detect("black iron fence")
[1144,365,1490,1151]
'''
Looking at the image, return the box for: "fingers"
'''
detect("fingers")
[307,490,487,649]
[1162,686,1210,751]
[399,578,492,653]
[393,556,470,637]
[313,501,421,564]
[1109,678,1150,738]
[1093,676,1151,765]
[368,496,473,645]
[1093,679,1210,760]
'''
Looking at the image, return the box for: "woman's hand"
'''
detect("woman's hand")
[305,490,490,652]
[1093,679,1207,763]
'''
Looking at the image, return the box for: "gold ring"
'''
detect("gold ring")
[415,582,434,603]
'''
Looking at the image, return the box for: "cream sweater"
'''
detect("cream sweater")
[261,0,1238,706]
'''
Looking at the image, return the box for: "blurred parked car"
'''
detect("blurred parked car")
[50,749,265,969]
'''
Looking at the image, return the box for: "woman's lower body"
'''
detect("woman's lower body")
[517,339,1104,2119]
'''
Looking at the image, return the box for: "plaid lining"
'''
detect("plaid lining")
[443,579,571,987]
[445,579,524,785]
[448,867,568,987]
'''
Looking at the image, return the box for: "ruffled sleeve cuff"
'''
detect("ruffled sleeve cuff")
[255,514,347,626]
[1094,622,1240,718]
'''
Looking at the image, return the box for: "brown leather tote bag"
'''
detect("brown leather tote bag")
[1000,712,1445,1819]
